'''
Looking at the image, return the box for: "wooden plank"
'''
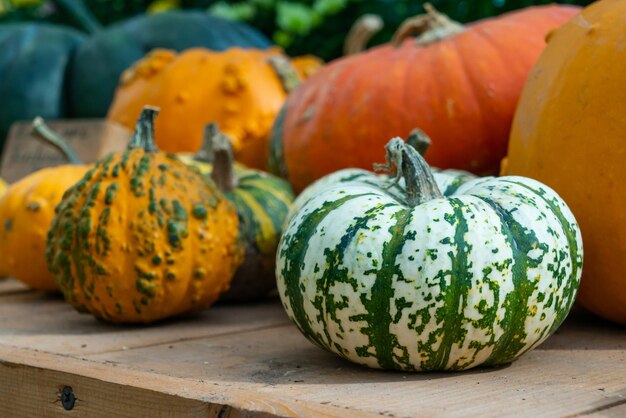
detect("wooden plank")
[0,282,623,417]
[81,314,626,418]
[1,119,130,183]
[0,278,30,295]
[0,347,370,418]
[2,325,624,418]
[577,401,626,418]
[0,290,290,355]
[0,358,212,418]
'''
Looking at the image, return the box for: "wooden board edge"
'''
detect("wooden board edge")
[0,359,215,418]
[0,344,375,418]
[569,399,626,417]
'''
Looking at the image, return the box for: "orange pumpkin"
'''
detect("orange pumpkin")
[0,119,88,291]
[269,4,579,192]
[47,107,243,323]
[107,47,321,170]
[504,0,626,325]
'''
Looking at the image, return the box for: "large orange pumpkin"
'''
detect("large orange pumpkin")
[270,4,579,192]
[107,47,321,170]
[503,0,626,325]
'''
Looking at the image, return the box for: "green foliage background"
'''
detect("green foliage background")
[203,0,593,59]
[0,0,594,60]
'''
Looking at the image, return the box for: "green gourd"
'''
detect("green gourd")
[181,125,294,301]
[0,23,85,146]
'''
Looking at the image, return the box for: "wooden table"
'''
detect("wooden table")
[0,279,624,418]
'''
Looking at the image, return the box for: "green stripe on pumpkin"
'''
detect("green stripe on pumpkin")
[477,195,545,365]
[503,180,581,337]
[280,193,376,349]
[440,175,472,196]
[237,171,294,204]
[229,188,279,256]
[234,182,292,234]
[313,203,399,357]
[432,198,473,371]
[357,208,414,370]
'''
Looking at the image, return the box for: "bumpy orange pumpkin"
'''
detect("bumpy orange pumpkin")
[46,107,243,323]
[270,4,579,192]
[107,47,321,170]
[503,0,626,325]
[0,119,88,291]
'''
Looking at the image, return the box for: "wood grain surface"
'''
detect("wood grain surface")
[0,279,624,418]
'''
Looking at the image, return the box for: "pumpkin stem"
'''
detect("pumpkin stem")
[31,117,82,165]
[268,55,301,93]
[392,3,465,47]
[128,106,160,153]
[204,124,237,192]
[344,14,384,55]
[374,137,443,207]
[194,126,213,164]
[406,128,432,156]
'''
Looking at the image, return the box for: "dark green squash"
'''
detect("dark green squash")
[0,23,85,147]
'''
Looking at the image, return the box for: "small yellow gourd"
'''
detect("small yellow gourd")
[0,118,89,291]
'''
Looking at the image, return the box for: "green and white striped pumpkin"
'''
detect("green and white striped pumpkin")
[181,125,294,302]
[277,138,582,371]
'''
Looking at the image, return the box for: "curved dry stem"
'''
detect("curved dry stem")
[406,128,432,156]
[268,55,301,93]
[344,14,384,55]
[31,117,82,165]
[392,3,465,47]
[374,137,443,207]
[204,124,237,192]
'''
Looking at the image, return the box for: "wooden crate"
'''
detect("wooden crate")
[0,279,624,418]
[1,120,130,183]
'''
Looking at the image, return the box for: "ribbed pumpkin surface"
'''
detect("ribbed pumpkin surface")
[277,142,582,371]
